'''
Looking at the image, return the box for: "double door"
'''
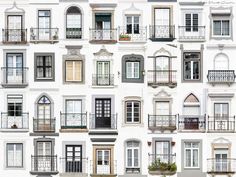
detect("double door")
[96,150,110,174]
[6,54,23,84]
[95,99,111,128]
[66,145,82,172]
[36,142,53,171]
[7,15,22,42]
[154,8,170,38]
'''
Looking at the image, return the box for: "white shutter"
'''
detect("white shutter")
[183,106,200,115]
[155,9,169,26]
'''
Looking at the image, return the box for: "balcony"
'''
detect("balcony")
[147,70,177,88]
[1,67,28,88]
[149,25,175,41]
[2,29,27,44]
[148,154,177,176]
[60,157,88,176]
[89,29,117,44]
[118,26,147,43]
[178,26,205,41]
[207,158,236,174]
[60,112,87,131]
[148,115,176,132]
[30,28,59,43]
[0,112,28,131]
[90,160,117,176]
[178,115,206,132]
[66,28,82,39]
[30,155,58,175]
[207,70,235,85]
[208,116,235,132]
[33,118,56,133]
[92,74,114,86]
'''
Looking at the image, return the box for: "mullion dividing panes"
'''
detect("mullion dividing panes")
[35,54,54,80]
[6,143,23,168]
[126,101,140,123]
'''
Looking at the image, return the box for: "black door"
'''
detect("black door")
[95,98,111,128]
[66,145,82,172]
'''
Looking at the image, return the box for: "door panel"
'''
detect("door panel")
[154,8,170,38]
[97,61,110,85]
[66,100,82,126]
[96,150,110,174]
[7,15,22,41]
[6,54,23,83]
[66,145,82,172]
[95,99,111,128]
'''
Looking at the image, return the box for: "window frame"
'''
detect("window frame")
[7,95,23,117]
[211,14,231,39]
[122,54,144,83]
[34,53,55,81]
[6,143,23,168]
[65,60,83,82]
[125,100,141,124]
[184,142,200,169]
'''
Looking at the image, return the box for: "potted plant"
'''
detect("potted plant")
[119,34,131,41]
[148,159,177,175]
[53,31,58,40]
[11,124,18,129]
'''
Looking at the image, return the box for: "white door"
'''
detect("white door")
[66,100,82,127]
[38,103,51,131]
[6,54,23,84]
[155,8,170,38]
[37,142,52,172]
[155,141,170,163]
[155,56,169,83]
[7,15,22,42]
[103,21,111,40]
[155,102,170,127]
[97,61,110,85]
[214,149,228,172]
[96,150,110,174]
[38,10,50,40]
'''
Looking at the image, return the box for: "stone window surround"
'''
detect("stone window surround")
[34,53,55,82]
[209,7,233,40]
[122,54,144,83]
[180,44,204,83]
[152,137,173,155]
[151,5,173,26]
[3,141,26,170]
[3,49,26,67]
[122,96,144,126]
[181,139,202,171]
[124,138,142,174]
[33,138,55,156]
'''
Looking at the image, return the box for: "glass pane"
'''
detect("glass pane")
[222,20,229,35]
[185,149,191,167]
[213,20,221,35]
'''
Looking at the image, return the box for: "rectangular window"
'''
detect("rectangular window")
[214,103,229,119]
[126,16,140,34]
[35,54,54,81]
[65,60,82,82]
[7,95,23,117]
[6,143,23,168]
[126,141,140,169]
[183,52,201,81]
[212,16,230,36]
[184,142,199,168]
[126,101,140,123]
[126,61,140,79]
[155,141,170,163]
[185,13,198,32]
[38,10,51,40]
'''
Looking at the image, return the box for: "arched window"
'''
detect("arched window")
[214,54,229,70]
[126,140,140,172]
[66,6,82,39]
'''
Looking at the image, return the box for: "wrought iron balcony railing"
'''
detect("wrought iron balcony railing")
[178,26,205,41]
[60,157,88,173]
[207,158,236,173]
[0,112,29,129]
[90,160,117,175]
[92,74,114,86]
[147,70,177,87]
[30,28,59,42]
[148,154,176,175]
[60,112,87,129]
[66,28,82,39]
[207,70,235,85]
[1,67,28,87]
[118,26,147,42]
[89,113,117,129]
[178,115,206,131]
[33,118,56,132]
[31,155,58,173]
[149,25,175,41]
[89,28,117,42]
[208,116,235,132]
[2,29,27,43]
[148,114,176,131]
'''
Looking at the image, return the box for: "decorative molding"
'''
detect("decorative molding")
[208,93,234,98]
[154,89,171,98]
[179,1,205,6]
[94,45,113,57]
[153,47,171,57]
[124,3,142,15]
[5,1,25,13]
[212,137,231,145]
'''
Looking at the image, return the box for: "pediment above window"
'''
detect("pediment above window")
[154,89,171,98]
[124,3,142,15]
[212,137,231,145]
[5,2,25,13]
[64,45,85,60]
[94,45,113,60]
[153,47,171,57]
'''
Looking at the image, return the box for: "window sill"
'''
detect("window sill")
[122,123,144,127]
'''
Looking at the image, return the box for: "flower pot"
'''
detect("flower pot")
[119,37,130,41]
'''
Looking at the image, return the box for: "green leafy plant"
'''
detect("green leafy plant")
[119,33,131,39]
[148,159,177,172]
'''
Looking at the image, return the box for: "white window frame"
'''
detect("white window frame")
[126,61,140,79]
[126,15,140,34]
[125,101,141,123]
[126,141,140,169]
[184,13,199,32]
[184,142,200,169]
[6,143,23,168]
[212,15,231,38]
